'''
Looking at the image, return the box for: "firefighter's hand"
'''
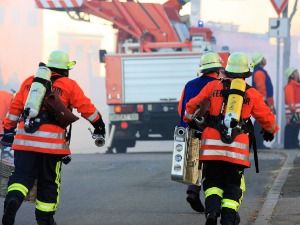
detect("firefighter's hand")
[271,107,276,115]
[262,130,274,142]
[292,112,300,122]
[187,120,198,130]
[93,127,105,137]
[92,117,106,137]
[1,128,15,146]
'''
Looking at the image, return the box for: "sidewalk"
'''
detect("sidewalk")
[253,149,300,225]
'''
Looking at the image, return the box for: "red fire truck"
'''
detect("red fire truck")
[35,0,229,153]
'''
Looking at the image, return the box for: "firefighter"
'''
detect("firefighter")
[284,67,300,149]
[1,50,106,225]
[0,90,15,165]
[184,52,279,225]
[178,51,224,213]
[251,52,276,149]
[0,90,14,133]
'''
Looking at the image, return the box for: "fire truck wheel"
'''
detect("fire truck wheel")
[115,146,127,153]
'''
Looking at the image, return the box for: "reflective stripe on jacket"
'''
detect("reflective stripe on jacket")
[284,80,300,124]
[184,79,279,167]
[3,72,101,154]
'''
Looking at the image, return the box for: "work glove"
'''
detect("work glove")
[270,106,276,115]
[261,129,274,142]
[187,120,198,130]
[291,112,300,123]
[1,128,16,146]
[91,117,106,137]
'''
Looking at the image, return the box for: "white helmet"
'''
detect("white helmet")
[46,50,76,70]
[225,52,251,78]
[251,52,264,67]
[199,51,223,73]
[285,67,297,79]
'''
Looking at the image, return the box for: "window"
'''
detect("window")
[28,9,38,27]
[11,8,20,25]
[0,7,4,24]
[76,45,84,60]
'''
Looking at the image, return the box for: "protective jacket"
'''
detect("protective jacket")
[184,79,279,168]
[3,72,101,154]
[284,79,300,124]
[0,91,14,132]
[178,73,218,128]
[252,66,275,112]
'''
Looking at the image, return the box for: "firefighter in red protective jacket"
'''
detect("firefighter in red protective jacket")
[284,67,300,149]
[0,90,14,133]
[251,52,276,149]
[178,51,224,213]
[1,50,106,225]
[184,52,279,225]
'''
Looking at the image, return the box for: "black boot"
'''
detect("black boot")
[220,208,239,225]
[235,212,240,225]
[186,192,205,213]
[37,217,57,225]
[205,212,217,225]
[36,211,57,225]
[2,196,21,225]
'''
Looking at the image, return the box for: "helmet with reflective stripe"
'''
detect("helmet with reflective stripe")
[199,51,223,74]
[46,50,76,70]
[225,52,251,78]
[251,52,264,66]
[285,67,297,79]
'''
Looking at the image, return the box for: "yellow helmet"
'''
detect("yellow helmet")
[251,52,264,67]
[285,67,297,79]
[199,51,223,73]
[46,50,76,70]
[225,52,251,78]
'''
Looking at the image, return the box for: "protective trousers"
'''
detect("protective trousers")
[5,150,63,224]
[253,120,267,149]
[284,123,300,149]
[203,161,245,225]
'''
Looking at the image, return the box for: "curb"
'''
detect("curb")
[253,150,298,225]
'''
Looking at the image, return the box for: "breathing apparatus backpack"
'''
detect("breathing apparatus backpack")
[203,78,253,145]
[23,65,52,133]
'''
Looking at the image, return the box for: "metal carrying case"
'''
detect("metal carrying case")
[0,142,15,198]
[0,142,37,202]
[171,126,202,186]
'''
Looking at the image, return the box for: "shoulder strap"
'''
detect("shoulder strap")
[51,75,64,83]
[246,83,252,90]
[50,75,73,144]
[220,78,231,99]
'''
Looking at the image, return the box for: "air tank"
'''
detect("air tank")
[224,78,246,132]
[24,66,51,118]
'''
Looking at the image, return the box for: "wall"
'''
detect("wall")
[0,0,43,92]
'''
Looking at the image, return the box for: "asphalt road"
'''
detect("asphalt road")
[0,144,285,225]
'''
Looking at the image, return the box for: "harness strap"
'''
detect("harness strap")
[229,89,245,97]
[32,77,52,92]
[23,110,60,133]
[247,119,259,173]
